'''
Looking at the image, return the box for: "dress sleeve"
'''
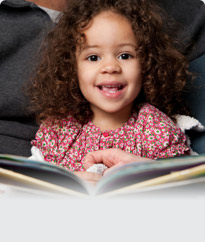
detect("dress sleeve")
[139,105,190,159]
[31,117,82,165]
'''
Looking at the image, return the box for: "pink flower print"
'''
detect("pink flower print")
[63,120,68,126]
[45,134,49,140]
[148,136,154,141]
[134,128,138,133]
[38,132,43,138]
[149,143,156,149]
[59,145,64,152]
[50,140,55,147]
[159,122,165,128]
[32,103,189,171]
[42,141,47,147]
[145,130,151,135]
[62,128,67,133]
[154,129,161,135]
[163,141,169,147]
[49,131,54,136]
[129,117,134,122]
[119,130,124,135]
[126,147,131,152]
[94,145,99,150]
[137,134,141,139]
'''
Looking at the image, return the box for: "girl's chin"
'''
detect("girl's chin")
[91,105,131,116]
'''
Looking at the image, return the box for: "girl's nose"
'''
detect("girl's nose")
[100,58,121,74]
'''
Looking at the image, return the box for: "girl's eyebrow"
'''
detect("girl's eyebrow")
[82,45,99,50]
[82,43,137,51]
[117,43,137,48]
[77,45,98,55]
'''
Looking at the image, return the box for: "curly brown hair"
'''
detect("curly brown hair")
[28,0,191,124]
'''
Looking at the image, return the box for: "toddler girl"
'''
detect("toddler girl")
[29,0,190,171]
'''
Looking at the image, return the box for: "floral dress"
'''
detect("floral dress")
[31,103,189,171]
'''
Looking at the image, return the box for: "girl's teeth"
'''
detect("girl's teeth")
[98,85,123,92]
[102,86,118,93]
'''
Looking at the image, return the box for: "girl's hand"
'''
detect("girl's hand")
[84,148,153,175]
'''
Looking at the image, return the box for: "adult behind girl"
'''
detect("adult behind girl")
[0,0,69,156]
[28,0,190,179]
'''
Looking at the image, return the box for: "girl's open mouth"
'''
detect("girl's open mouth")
[97,83,126,98]
[98,84,124,92]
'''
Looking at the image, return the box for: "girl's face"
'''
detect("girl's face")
[76,11,142,120]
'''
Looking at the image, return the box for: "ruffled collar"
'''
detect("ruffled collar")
[83,112,138,135]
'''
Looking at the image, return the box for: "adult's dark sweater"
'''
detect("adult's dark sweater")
[0,0,53,156]
[0,0,204,157]
[154,0,205,60]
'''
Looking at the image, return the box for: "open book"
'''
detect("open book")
[0,153,205,198]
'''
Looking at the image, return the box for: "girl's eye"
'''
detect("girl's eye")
[87,55,100,61]
[118,53,133,60]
